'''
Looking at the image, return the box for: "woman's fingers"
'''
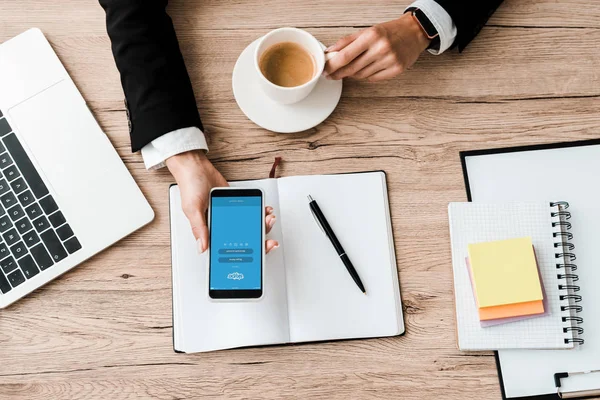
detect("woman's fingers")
[326,31,360,53]
[266,239,279,254]
[264,206,278,252]
[366,65,404,82]
[266,213,276,234]
[325,33,371,76]
[265,206,275,234]
[352,59,387,80]
[328,48,379,80]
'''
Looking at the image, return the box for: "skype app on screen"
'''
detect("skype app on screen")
[210,196,262,290]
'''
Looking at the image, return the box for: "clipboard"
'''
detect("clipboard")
[554,370,600,398]
[460,139,600,400]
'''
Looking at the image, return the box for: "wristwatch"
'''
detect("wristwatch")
[405,7,440,51]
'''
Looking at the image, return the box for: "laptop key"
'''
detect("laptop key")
[0,242,9,260]
[3,133,49,198]
[33,216,50,233]
[0,215,13,232]
[7,269,25,287]
[18,190,35,208]
[18,255,39,279]
[31,244,53,270]
[1,192,17,208]
[39,195,58,215]
[48,211,66,228]
[15,217,33,235]
[3,165,20,182]
[22,230,40,247]
[25,203,42,220]
[7,204,25,221]
[10,241,27,259]
[0,202,4,217]
[41,229,67,263]
[0,153,13,169]
[56,224,74,241]
[0,118,11,136]
[10,177,27,195]
[0,272,11,293]
[0,256,17,274]
[63,236,82,254]
[0,178,10,196]
[2,228,19,246]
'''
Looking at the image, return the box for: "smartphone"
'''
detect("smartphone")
[208,188,264,300]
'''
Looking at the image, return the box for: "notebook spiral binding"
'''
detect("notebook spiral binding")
[550,201,584,345]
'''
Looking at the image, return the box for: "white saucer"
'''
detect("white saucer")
[232,38,343,133]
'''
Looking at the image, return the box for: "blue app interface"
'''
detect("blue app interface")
[210,196,262,290]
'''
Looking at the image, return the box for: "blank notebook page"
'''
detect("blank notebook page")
[448,202,569,350]
[277,172,404,343]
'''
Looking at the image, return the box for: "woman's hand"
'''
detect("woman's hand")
[325,13,431,82]
[166,151,279,254]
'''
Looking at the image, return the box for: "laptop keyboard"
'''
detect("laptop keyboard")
[0,110,81,294]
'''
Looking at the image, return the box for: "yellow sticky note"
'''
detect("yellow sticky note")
[468,237,543,308]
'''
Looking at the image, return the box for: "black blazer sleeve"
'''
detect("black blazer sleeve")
[99,0,203,152]
[434,0,504,52]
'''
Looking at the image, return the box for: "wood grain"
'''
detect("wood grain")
[11,27,600,113]
[1,0,599,399]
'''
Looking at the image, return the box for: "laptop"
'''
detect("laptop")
[0,28,154,308]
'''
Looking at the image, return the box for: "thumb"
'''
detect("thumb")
[187,208,209,254]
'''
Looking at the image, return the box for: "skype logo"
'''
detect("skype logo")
[227,272,244,281]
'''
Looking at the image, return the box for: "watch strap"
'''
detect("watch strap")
[405,7,440,51]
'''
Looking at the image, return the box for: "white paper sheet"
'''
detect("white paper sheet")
[278,172,403,343]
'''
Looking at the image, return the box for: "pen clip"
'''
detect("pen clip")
[310,207,325,235]
[308,197,326,235]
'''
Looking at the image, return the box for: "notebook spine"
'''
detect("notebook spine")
[550,201,584,345]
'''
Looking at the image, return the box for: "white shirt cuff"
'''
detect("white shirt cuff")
[407,0,457,55]
[140,127,209,170]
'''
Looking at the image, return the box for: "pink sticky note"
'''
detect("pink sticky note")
[465,256,549,327]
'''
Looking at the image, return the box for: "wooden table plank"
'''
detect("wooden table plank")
[1,0,599,34]
[11,28,597,112]
[98,97,600,164]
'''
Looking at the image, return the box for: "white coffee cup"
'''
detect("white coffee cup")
[254,27,336,105]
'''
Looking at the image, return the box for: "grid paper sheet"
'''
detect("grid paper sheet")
[448,202,573,350]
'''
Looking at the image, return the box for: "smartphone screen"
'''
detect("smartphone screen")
[209,189,263,299]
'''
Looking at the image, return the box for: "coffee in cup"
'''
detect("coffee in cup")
[258,42,316,88]
[254,27,338,105]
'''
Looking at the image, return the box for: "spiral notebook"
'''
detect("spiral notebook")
[461,139,600,400]
[448,202,581,351]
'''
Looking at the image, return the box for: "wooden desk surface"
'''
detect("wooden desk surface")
[1,1,599,399]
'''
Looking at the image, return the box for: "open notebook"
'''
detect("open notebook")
[462,140,600,400]
[170,171,404,353]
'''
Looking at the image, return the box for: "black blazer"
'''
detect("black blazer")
[99,0,203,152]
[434,0,505,51]
[99,0,503,152]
